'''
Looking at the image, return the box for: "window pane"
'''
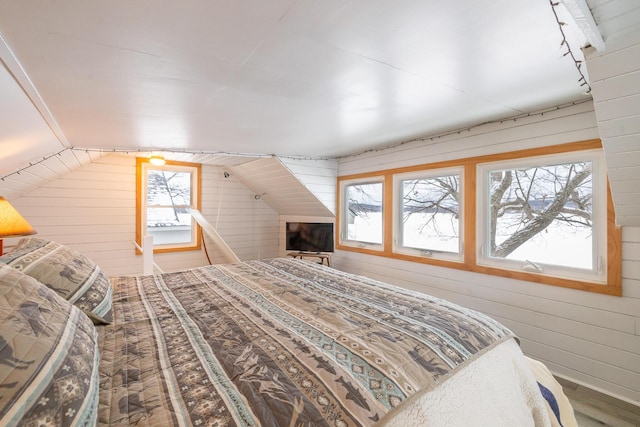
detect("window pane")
[146,207,193,245]
[346,182,383,244]
[488,160,593,269]
[147,170,192,206]
[401,175,460,253]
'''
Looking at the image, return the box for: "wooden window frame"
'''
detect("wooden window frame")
[338,176,385,251]
[392,166,464,262]
[136,158,202,254]
[336,140,622,296]
[476,148,607,284]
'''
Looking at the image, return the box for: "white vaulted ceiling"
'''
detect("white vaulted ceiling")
[1,1,640,223]
[1,0,593,164]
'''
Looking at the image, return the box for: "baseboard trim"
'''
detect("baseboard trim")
[555,376,640,427]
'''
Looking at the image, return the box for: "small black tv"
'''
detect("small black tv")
[286,222,334,253]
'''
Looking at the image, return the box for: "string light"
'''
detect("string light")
[340,98,592,159]
[1,12,595,181]
[549,0,592,93]
[0,149,69,180]
[0,2,597,178]
[0,146,334,181]
[0,95,592,183]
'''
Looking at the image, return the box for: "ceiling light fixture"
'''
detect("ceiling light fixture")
[149,154,166,166]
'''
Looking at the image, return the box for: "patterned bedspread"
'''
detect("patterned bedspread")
[97,258,516,426]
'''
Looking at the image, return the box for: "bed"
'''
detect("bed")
[0,238,576,426]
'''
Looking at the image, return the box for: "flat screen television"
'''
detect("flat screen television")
[286,222,334,253]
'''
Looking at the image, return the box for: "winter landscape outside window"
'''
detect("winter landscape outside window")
[340,179,384,249]
[393,167,463,261]
[336,141,621,295]
[477,150,607,283]
[136,159,201,253]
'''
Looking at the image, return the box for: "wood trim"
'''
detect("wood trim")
[383,174,394,255]
[607,182,622,292]
[135,158,202,254]
[135,158,143,254]
[463,163,476,267]
[339,140,602,181]
[335,180,342,248]
[336,140,622,296]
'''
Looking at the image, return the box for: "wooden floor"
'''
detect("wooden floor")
[555,377,640,427]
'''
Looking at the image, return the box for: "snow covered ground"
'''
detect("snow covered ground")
[349,212,591,269]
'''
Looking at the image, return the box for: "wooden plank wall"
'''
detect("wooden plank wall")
[200,164,280,264]
[278,157,338,215]
[586,24,640,226]
[333,101,640,405]
[0,149,102,199]
[5,154,280,276]
[230,157,334,218]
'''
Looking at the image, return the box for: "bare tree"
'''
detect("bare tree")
[402,176,459,238]
[347,183,382,217]
[147,171,191,222]
[490,162,592,258]
[397,161,593,258]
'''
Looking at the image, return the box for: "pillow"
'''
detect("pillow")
[0,263,99,426]
[0,238,113,324]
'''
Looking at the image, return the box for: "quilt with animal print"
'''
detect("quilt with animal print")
[97,258,515,426]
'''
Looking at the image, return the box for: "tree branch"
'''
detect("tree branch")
[492,165,591,258]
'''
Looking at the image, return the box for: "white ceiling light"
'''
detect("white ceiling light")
[559,0,606,52]
[149,154,166,166]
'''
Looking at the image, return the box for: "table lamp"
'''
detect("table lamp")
[0,196,36,255]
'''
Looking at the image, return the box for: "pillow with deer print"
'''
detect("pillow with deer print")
[0,238,113,324]
[0,263,99,426]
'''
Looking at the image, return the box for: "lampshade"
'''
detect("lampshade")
[149,154,166,166]
[0,196,36,238]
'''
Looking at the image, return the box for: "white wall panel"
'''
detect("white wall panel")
[590,0,640,41]
[230,157,334,218]
[586,24,640,227]
[5,155,280,276]
[0,148,105,200]
[279,158,338,214]
[335,103,640,405]
[200,164,280,263]
[338,101,599,175]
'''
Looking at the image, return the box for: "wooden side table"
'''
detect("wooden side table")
[287,252,331,267]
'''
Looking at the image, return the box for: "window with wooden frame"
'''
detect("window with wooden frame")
[136,158,202,253]
[392,167,464,262]
[476,149,607,284]
[338,177,385,251]
[336,140,622,295]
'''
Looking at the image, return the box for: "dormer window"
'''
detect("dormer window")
[136,158,201,253]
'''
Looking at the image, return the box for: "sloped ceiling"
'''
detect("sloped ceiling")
[1,0,594,165]
[0,52,68,178]
[0,148,260,200]
[0,149,101,200]
[229,157,334,218]
[1,1,640,224]
[582,2,640,226]
[0,149,335,219]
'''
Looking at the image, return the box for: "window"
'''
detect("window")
[339,178,384,249]
[477,150,606,283]
[336,140,622,295]
[393,168,463,261]
[136,159,201,253]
